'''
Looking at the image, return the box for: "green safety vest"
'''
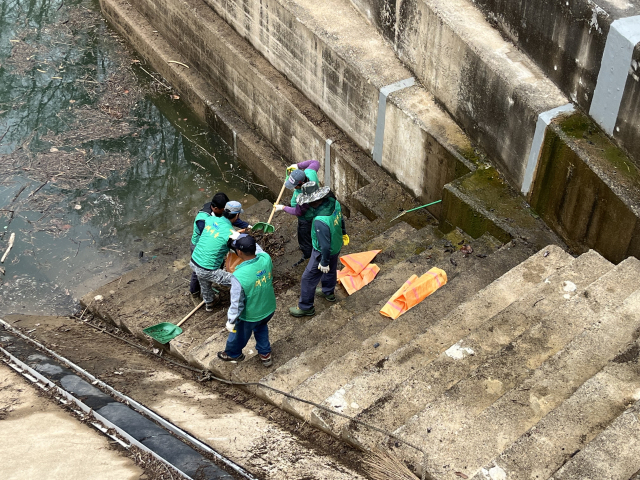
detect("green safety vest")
[191,210,210,245]
[311,199,344,256]
[232,252,277,322]
[191,215,234,270]
[290,168,319,220]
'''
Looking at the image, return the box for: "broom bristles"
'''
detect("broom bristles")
[363,448,420,480]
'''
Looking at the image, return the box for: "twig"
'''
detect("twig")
[11,184,28,203]
[227,172,267,189]
[100,247,122,253]
[138,66,171,90]
[167,60,189,68]
[0,126,9,144]
[28,180,48,198]
[75,240,81,257]
[1,232,16,263]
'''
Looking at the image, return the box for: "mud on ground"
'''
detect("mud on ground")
[3,313,369,479]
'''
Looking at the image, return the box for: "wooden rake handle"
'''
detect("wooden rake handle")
[266,181,288,226]
[176,300,205,327]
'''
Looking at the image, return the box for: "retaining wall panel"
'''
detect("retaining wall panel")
[204,0,377,152]
[615,44,640,166]
[529,125,638,263]
[468,0,610,111]
[378,0,564,189]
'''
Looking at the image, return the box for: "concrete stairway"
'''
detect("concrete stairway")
[82,193,640,479]
[364,253,640,479]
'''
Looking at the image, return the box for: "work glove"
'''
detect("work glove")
[286,164,299,174]
[274,204,285,212]
[226,320,236,333]
[318,263,330,274]
[229,230,241,241]
[342,234,350,246]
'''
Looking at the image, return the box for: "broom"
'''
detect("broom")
[363,448,422,480]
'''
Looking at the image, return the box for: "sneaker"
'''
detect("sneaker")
[259,353,273,367]
[315,288,336,302]
[217,351,245,362]
[289,306,315,317]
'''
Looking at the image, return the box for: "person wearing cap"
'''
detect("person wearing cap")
[217,234,276,367]
[274,160,320,262]
[189,193,250,303]
[289,181,348,317]
[190,201,243,311]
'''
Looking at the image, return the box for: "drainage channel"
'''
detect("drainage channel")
[0,319,256,480]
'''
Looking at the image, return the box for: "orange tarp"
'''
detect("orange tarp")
[337,250,381,295]
[380,267,447,319]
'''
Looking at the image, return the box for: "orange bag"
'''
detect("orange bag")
[380,267,447,319]
[337,250,381,295]
[224,251,244,273]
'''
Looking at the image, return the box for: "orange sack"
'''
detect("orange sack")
[337,250,381,295]
[224,251,244,273]
[380,267,447,319]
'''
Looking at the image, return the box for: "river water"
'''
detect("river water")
[0,0,264,316]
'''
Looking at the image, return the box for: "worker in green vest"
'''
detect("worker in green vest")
[289,182,348,317]
[189,202,242,311]
[274,160,320,264]
[189,193,250,304]
[217,235,276,367]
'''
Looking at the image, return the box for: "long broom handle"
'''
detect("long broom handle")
[266,181,288,226]
[177,300,205,327]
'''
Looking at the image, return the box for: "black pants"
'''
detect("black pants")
[298,217,313,259]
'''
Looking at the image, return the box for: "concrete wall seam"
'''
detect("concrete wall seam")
[324,139,333,189]
[372,77,416,165]
[590,15,640,135]
[522,103,576,196]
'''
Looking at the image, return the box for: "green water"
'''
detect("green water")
[0,0,264,315]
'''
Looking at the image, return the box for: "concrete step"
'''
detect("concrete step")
[306,240,553,436]
[440,166,566,250]
[80,256,184,328]
[195,222,453,378]
[471,324,640,480]
[266,237,528,419]
[244,231,486,407]
[526,112,640,264]
[393,256,640,479]
[547,347,640,480]
[336,246,603,448]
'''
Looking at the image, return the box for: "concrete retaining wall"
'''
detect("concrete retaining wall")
[528,113,640,263]
[197,0,476,203]
[462,0,640,166]
[103,0,476,219]
[352,0,640,167]
[348,0,568,190]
